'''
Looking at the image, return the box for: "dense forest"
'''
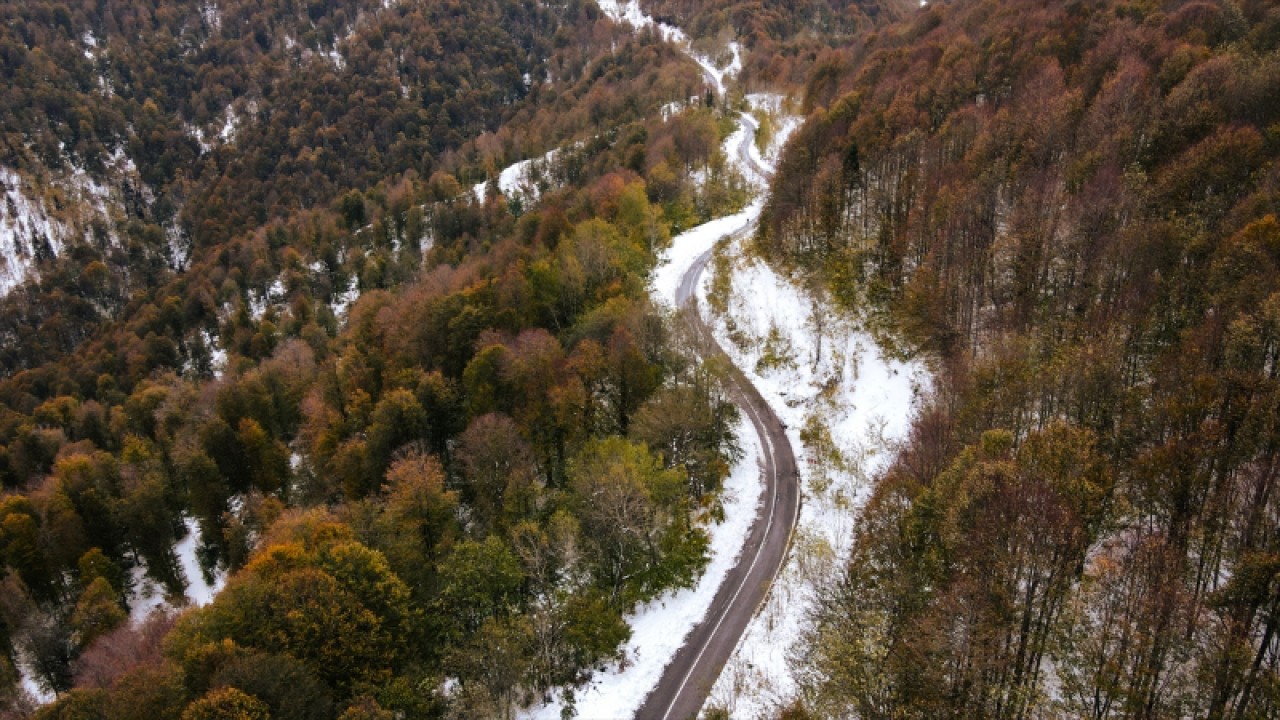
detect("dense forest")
[8,0,1280,716]
[0,0,718,373]
[0,0,784,716]
[761,0,1280,717]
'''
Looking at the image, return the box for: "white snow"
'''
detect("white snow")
[472,148,560,205]
[652,201,761,308]
[0,167,66,295]
[742,95,803,178]
[17,654,54,704]
[128,517,227,625]
[701,239,929,717]
[208,329,228,379]
[175,516,226,607]
[0,151,132,296]
[660,96,702,121]
[522,414,766,720]
[167,223,190,269]
[725,42,743,79]
[201,2,221,31]
[515,138,764,718]
[330,274,360,321]
[267,276,286,303]
[247,277,286,321]
[248,293,267,321]
[595,0,684,44]
[127,559,168,625]
[553,1,920,716]
[218,108,237,143]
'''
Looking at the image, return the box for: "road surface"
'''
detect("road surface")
[635,128,799,719]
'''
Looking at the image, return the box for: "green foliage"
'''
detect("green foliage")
[630,383,741,499]
[70,577,126,649]
[181,687,269,720]
[33,689,109,720]
[434,537,523,641]
[210,651,332,720]
[569,437,706,602]
[169,534,414,698]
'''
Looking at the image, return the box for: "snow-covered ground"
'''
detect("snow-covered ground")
[517,6,796,718]
[652,201,761,308]
[0,167,67,295]
[128,517,227,624]
[700,237,930,717]
[651,96,929,716]
[330,273,361,320]
[518,86,793,720]
[176,517,226,607]
[523,413,765,719]
[18,658,53,704]
[472,148,561,205]
[0,152,132,296]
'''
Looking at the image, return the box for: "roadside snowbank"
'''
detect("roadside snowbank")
[701,240,930,717]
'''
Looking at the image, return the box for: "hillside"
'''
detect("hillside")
[759,0,1280,717]
[0,0,805,715]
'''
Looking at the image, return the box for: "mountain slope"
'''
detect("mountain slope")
[762,0,1280,717]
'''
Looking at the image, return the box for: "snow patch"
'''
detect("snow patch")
[660,96,703,121]
[0,167,66,295]
[17,653,54,704]
[595,0,685,44]
[208,330,228,379]
[129,518,226,626]
[175,516,226,607]
[0,154,127,297]
[127,560,169,626]
[331,274,361,321]
[652,201,761,308]
[217,106,238,145]
[167,224,190,269]
[201,2,221,31]
[472,148,561,205]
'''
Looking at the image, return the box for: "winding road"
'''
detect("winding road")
[635,115,800,720]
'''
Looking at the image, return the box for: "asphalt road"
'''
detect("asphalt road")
[635,133,800,719]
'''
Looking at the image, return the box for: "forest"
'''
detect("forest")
[0,0,777,716]
[760,0,1280,717]
[6,0,1280,717]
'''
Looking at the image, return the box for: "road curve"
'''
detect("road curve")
[635,155,800,718]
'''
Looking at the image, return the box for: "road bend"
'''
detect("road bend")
[636,210,800,718]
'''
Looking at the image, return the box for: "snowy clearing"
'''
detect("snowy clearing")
[472,147,561,205]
